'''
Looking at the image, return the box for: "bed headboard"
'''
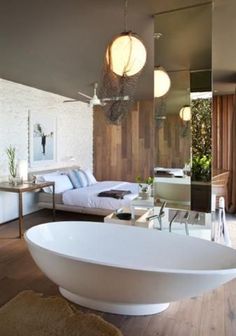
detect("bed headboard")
[28,165,81,180]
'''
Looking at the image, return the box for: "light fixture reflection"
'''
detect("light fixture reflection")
[154,67,171,97]
[179,105,191,121]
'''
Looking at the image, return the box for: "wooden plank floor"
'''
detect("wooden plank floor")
[0,209,236,336]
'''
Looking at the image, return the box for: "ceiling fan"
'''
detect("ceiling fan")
[63,82,129,107]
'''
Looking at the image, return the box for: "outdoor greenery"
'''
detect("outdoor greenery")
[191,98,212,182]
[191,98,211,157]
[191,155,211,182]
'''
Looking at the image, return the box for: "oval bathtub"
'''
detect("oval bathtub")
[25,221,236,316]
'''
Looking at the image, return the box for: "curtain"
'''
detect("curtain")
[212,94,235,212]
[228,92,236,213]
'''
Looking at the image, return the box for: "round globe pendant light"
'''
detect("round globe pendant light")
[105,0,146,77]
[101,0,147,124]
[154,67,171,98]
[179,105,191,121]
[106,32,147,77]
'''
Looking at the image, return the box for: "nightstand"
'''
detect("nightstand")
[0,181,55,238]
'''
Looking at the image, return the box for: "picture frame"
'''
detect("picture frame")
[29,111,57,167]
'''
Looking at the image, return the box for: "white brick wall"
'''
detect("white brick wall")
[0,78,93,223]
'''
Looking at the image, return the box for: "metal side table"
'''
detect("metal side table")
[0,181,55,238]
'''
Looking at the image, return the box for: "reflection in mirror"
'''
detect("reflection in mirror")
[153,3,212,212]
[190,89,212,212]
[154,70,191,210]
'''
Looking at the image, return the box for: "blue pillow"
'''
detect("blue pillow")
[74,169,89,187]
[67,170,82,189]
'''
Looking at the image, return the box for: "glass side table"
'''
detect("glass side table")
[130,196,154,220]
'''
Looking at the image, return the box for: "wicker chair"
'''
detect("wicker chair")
[212,171,230,210]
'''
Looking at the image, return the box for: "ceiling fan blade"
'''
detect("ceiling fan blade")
[78,91,93,100]
[63,99,80,103]
[102,95,130,102]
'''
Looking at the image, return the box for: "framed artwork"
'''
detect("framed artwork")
[29,111,57,166]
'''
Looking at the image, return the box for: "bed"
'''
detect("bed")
[34,167,139,216]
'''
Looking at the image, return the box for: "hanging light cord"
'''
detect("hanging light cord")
[123,0,130,76]
[124,0,128,32]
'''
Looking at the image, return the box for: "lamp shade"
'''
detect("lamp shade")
[179,105,191,121]
[154,67,171,98]
[18,160,28,181]
[106,33,147,77]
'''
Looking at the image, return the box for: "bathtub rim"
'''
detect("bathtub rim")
[24,221,236,276]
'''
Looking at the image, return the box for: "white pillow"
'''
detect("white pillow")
[83,168,97,185]
[42,174,73,193]
[35,171,60,182]
[35,171,60,192]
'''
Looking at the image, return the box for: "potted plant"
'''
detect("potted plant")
[191,155,211,212]
[136,176,154,200]
[6,145,18,185]
[191,155,211,182]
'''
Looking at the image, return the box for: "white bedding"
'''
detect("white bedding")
[63,181,139,210]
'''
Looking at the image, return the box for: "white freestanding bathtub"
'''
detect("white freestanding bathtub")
[25,221,236,316]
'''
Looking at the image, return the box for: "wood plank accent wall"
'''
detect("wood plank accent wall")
[155,114,191,168]
[93,101,155,182]
[212,95,234,171]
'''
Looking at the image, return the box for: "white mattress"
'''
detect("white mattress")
[63,181,139,211]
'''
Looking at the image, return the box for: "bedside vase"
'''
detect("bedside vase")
[9,176,19,186]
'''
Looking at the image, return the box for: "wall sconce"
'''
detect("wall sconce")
[155,115,166,129]
[179,105,191,137]
[154,67,171,98]
[61,156,76,162]
[179,105,191,121]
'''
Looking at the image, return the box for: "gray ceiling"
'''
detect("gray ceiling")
[154,3,211,115]
[213,0,236,94]
[154,3,211,72]
[0,0,235,99]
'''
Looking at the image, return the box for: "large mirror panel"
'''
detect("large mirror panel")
[154,70,191,210]
[153,3,212,212]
